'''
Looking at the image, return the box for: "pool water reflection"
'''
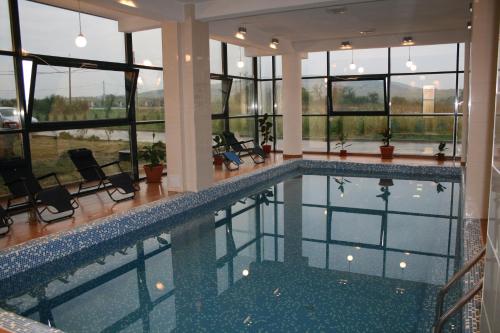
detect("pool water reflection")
[0,174,461,332]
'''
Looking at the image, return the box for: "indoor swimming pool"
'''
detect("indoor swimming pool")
[0,170,462,332]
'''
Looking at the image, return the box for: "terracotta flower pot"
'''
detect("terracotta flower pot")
[262,144,272,155]
[144,164,164,183]
[339,149,348,157]
[436,153,446,161]
[213,155,224,166]
[378,178,394,187]
[380,145,394,159]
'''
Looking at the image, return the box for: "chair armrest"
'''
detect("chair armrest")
[37,172,63,186]
[100,160,121,168]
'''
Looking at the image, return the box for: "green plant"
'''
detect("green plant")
[381,128,392,147]
[258,113,274,146]
[139,133,166,167]
[335,132,352,150]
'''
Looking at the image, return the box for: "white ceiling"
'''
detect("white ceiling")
[34,0,470,56]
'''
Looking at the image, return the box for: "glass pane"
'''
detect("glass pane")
[458,43,464,71]
[275,56,282,78]
[30,127,130,184]
[275,80,282,114]
[390,74,456,114]
[391,115,454,155]
[258,56,273,79]
[456,116,462,157]
[33,65,127,122]
[458,73,464,114]
[275,116,283,150]
[227,44,253,77]
[332,79,385,112]
[132,29,162,67]
[302,79,327,114]
[0,0,11,51]
[0,56,21,129]
[136,69,163,121]
[329,116,386,153]
[391,44,457,73]
[331,49,388,75]
[229,117,255,141]
[258,81,273,115]
[302,115,327,152]
[212,119,225,136]
[210,39,222,74]
[19,0,125,62]
[137,123,165,177]
[228,79,254,116]
[0,133,24,196]
[302,52,327,77]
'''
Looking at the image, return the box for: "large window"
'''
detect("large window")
[0,0,166,198]
[18,0,125,63]
[331,77,386,113]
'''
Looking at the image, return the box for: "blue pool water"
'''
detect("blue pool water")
[0,173,461,332]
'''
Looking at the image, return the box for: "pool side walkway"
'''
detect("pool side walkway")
[0,153,459,251]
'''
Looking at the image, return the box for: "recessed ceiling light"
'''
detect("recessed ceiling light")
[118,0,137,7]
[360,29,375,35]
[402,36,414,46]
[269,38,279,49]
[235,27,247,40]
[327,7,347,15]
[340,41,352,50]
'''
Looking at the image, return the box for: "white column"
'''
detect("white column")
[162,5,213,192]
[464,0,499,219]
[282,53,303,157]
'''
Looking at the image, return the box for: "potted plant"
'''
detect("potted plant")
[213,135,226,167]
[380,128,394,159]
[435,142,448,161]
[258,113,274,155]
[139,133,166,183]
[335,132,352,157]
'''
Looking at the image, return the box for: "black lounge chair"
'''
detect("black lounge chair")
[0,159,79,223]
[222,131,265,164]
[0,205,13,236]
[68,148,137,202]
[213,139,242,171]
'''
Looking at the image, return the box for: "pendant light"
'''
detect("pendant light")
[349,50,356,70]
[405,46,413,68]
[237,47,245,69]
[75,0,87,48]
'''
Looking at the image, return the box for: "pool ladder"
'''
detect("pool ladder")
[432,247,486,333]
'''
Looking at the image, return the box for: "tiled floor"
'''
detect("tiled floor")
[0,153,459,250]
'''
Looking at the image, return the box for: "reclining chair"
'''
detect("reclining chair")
[222,131,265,164]
[68,148,137,202]
[0,205,13,236]
[0,158,79,223]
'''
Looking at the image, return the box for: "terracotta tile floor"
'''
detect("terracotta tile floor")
[0,153,459,250]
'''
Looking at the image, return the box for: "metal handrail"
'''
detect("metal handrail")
[433,279,483,333]
[433,247,486,333]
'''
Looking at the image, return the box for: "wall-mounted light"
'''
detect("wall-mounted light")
[340,41,352,50]
[269,38,279,50]
[401,36,414,46]
[235,27,247,40]
[74,0,87,48]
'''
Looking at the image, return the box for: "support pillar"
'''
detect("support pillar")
[162,5,213,192]
[464,0,499,219]
[282,53,303,157]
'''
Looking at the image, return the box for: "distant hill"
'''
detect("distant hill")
[138,89,163,99]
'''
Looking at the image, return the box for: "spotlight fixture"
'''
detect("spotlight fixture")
[401,36,414,46]
[235,26,247,40]
[118,0,137,7]
[269,38,279,50]
[75,0,87,48]
[467,21,472,30]
[340,41,352,50]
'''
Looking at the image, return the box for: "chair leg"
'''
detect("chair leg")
[105,186,135,203]
[35,205,75,224]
